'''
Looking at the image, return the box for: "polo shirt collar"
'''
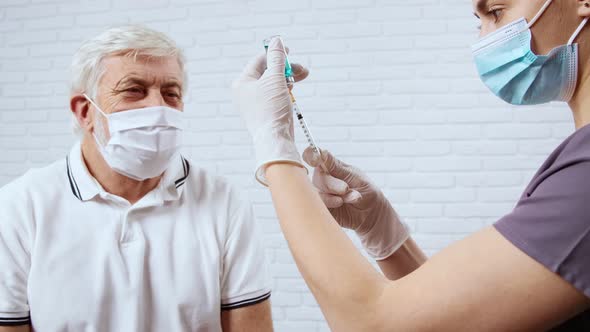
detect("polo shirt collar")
[66,142,190,202]
[159,152,191,201]
[66,142,99,201]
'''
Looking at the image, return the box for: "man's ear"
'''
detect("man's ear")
[578,1,590,18]
[70,94,93,131]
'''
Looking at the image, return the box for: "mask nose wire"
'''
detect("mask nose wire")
[568,17,590,45]
[527,0,553,28]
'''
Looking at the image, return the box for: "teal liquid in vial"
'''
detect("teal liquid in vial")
[263,36,294,85]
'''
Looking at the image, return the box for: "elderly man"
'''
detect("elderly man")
[0,25,273,332]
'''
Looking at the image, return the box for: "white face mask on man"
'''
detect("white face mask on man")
[83,94,184,181]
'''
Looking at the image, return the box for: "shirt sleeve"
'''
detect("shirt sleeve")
[494,161,590,298]
[220,190,271,310]
[0,179,32,326]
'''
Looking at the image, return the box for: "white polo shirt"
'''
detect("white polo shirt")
[0,142,270,331]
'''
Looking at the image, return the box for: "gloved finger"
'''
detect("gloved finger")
[312,170,349,195]
[284,47,311,82]
[316,149,341,175]
[303,147,349,181]
[265,37,287,75]
[318,149,353,181]
[318,192,345,209]
[291,63,310,82]
[302,146,323,167]
[239,53,267,81]
[342,189,362,204]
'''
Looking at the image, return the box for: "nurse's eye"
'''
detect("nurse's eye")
[488,8,504,23]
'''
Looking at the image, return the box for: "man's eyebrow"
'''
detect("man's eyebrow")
[161,81,183,91]
[114,74,182,89]
[474,0,489,17]
[114,75,152,90]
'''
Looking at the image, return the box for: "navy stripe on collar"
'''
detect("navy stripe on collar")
[66,155,82,201]
[175,156,190,189]
[66,155,190,199]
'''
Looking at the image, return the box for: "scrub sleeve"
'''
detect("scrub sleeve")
[495,124,590,330]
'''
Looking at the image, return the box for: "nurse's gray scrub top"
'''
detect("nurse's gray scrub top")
[495,123,590,330]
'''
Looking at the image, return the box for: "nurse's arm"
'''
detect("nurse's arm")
[377,237,427,280]
[0,325,31,332]
[220,298,273,332]
[266,164,590,331]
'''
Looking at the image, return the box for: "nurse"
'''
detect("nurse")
[232,0,590,331]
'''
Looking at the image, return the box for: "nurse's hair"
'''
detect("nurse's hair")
[70,25,186,135]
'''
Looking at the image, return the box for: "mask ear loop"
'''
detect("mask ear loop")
[528,0,554,28]
[82,93,110,146]
[83,93,107,117]
[568,17,590,45]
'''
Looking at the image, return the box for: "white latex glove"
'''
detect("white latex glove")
[303,147,410,260]
[232,37,309,186]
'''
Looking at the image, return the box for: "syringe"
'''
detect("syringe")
[263,35,328,173]
[289,91,329,173]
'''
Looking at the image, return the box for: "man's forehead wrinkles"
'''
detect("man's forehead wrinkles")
[113,74,182,88]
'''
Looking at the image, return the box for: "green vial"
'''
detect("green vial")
[263,35,295,86]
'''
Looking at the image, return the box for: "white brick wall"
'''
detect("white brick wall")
[0,0,574,330]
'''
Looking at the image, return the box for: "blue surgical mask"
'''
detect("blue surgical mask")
[472,0,589,105]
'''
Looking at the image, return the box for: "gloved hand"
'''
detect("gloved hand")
[302,147,410,260]
[232,37,310,186]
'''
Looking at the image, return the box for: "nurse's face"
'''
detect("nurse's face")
[472,0,585,55]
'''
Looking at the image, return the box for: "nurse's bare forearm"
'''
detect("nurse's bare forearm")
[266,164,388,332]
[0,325,31,332]
[377,237,427,280]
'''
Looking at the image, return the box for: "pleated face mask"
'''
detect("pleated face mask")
[472,0,589,105]
[84,94,185,181]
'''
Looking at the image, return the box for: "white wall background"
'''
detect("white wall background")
[0,0,575,331]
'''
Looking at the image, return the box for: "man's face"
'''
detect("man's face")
[96,55,184,113]
[472,0,580,54]
[89,55,184,140]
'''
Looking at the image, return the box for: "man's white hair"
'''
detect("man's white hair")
[70,25,186,136]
